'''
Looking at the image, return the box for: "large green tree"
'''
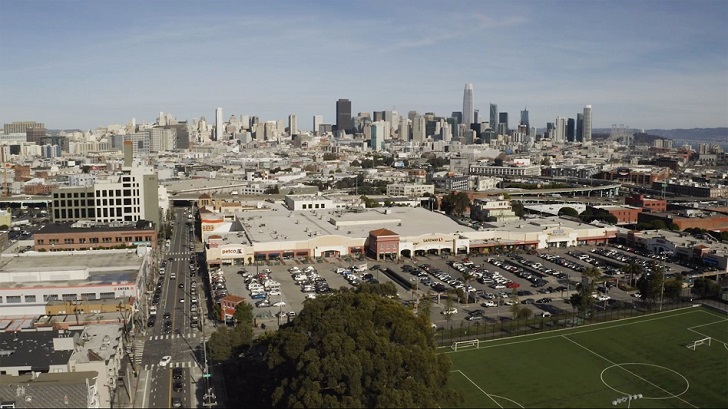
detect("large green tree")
[440,191,471,217]
[266,288,461,408]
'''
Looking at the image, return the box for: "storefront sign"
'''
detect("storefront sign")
[423,237,444,243]
[221,248,243,255]
[551,229,565,236]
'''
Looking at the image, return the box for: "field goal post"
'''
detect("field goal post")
[686,337,711,350]
[451,339,480,352]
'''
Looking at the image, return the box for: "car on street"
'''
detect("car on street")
[172,368,183,380]
[178,283,184,288]
[159,355,172,367]
[179,297,185,303]
[163,312,171,319]
[171,397,182,408]
[173,381,183,392]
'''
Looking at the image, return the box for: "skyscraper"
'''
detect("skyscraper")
[215,107,223,140]
[567,118,576,142]
[313,115,323,134]
[499,112,509,134]
[288,114,298,136]
[412,115,426,143]
[554,117,566,143]
[520,107,530,129]
[462,83,474,127]
[576,113,584,142]
[489,103,499,132]
[336,99,353,135]
[582,105,592,143]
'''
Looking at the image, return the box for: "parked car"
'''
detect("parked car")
[255,299,271,308]
[441,307,458,315]
[465,315,484,321]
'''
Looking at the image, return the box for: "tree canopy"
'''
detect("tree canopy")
[440,191,470,217]
[558,207,580,218]
[265,287,461,408]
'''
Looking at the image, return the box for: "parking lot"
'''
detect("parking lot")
[207,243,695,332]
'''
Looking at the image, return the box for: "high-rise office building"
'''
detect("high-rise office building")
[462,83,474,126]
[576,113,584,142]
[336,99,353,135]
[554,117,567,143]
[520,107,530,129]
[474,109,480,124]
[398,116,409,140]
[451,111,462,125]
[4,121,44,135]
[499,112,509,134]
[26,126,46,145]
[567,118,576,142]
[412,115,426,143]
[215,107,223,140]
[313,115,323,134]
[489,104,499,132]
[288,114,298,136]
[582,105,592,143]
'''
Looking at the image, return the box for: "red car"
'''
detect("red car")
[505,281,520,289]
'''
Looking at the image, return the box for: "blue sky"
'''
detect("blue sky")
[1,0,726,131]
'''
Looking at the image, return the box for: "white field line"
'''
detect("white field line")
[561,335,697,409]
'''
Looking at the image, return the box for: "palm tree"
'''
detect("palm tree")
[621,261,643,288]
[460,270,475,306]
[582,265,602,284]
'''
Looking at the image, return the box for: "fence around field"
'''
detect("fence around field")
[435,297,728,347]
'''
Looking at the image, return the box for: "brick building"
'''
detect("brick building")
[596,167,670,186]
[33,220,157,251]
[624,194,667,213]
[588,205,642,225]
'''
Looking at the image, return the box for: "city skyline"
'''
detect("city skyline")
[1,0,726,131]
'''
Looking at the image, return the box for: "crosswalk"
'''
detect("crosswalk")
[148,332,198,341]
[145,360,200,370]
[166,252,190,257]
[133,338,145,365]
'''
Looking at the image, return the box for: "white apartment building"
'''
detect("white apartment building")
[386,183,435,197]
[470,196,519,222]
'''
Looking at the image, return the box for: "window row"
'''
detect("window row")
[37,236,151,245]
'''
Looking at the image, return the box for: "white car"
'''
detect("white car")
[441,307,458,315]
[305,293,317,299]
[268,289,281,296]
[272,300,286,307]
[159,355,172,367]
[481,300,497,307]
[631,292,642,298]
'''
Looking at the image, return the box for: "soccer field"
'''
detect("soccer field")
[444,306,728,408]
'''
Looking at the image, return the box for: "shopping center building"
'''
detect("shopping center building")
[200,194,618,267]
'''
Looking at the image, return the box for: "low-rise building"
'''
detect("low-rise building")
[625,194,667,213]
[33,220,157,251]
